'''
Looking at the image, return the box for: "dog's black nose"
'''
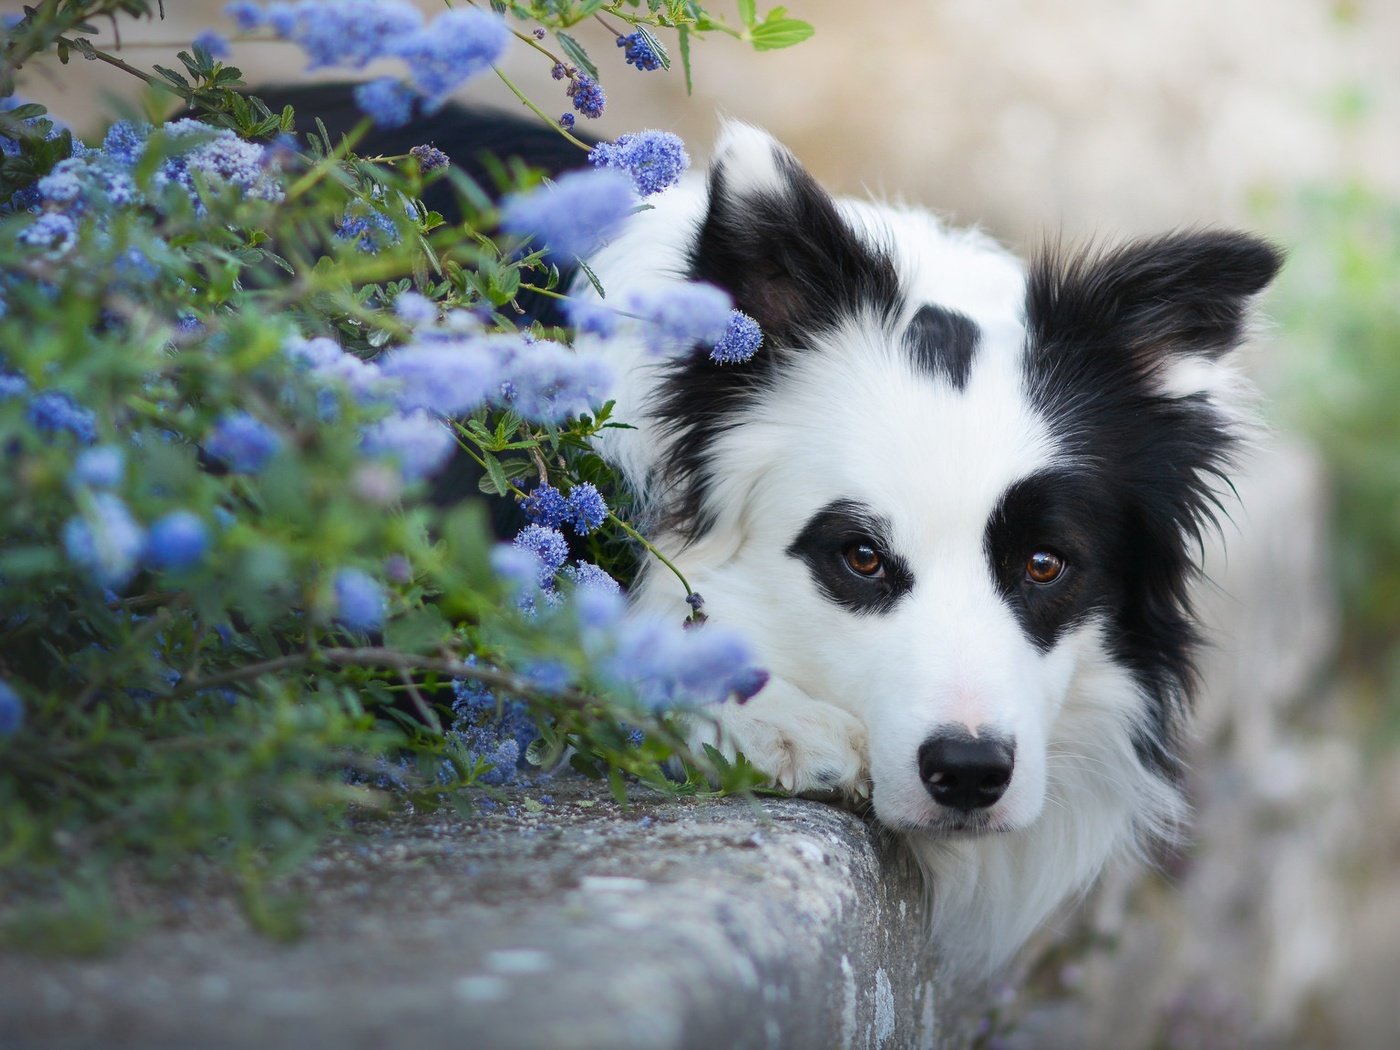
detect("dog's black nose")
[918,732,1015,812]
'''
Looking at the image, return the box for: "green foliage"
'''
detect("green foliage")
[0,0,806,945]
[1266,184,1400,715]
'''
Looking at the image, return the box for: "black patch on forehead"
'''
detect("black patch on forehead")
[905,304,979,390]
[650,143,904,541]
[786,500,914,615]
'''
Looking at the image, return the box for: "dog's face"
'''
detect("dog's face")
[653,125,1281,834]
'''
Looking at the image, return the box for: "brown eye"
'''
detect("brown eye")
[843,543,885,578]
[1025,550,1065,584]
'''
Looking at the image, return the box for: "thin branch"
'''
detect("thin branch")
[171,645,598,710]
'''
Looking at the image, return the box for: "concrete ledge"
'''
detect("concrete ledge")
[1,785,936,1050]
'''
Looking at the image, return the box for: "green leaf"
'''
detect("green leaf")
[575,256,606,299]
[606,765,630,807]
[737,0,757,27]
[636,25,671,71]
[555,32,599,82]
[480,451,510,496]
[750,15,814,51]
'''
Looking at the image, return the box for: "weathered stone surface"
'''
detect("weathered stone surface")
[1,786,937,1050]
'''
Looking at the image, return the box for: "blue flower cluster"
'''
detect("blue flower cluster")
[624,282,734,352]
[61,489,213,591]
[710,310,764,364]
[499,168,636,260]
[333,566,386,632]
[335,207,400,253]
[565,73,606,120]
[448,670,537,786]
[588,131,689,197]
[12,116,283,258]
[617,32,662,72]
[205,411,283,474]
[283,324,613,486]
[227,1,510,115]
[0,681,23,737]
[520,482,608,535]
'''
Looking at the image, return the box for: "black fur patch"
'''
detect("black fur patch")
[652,143,903,539]
[1022,230,1283,777]
[984,469,1122,653]
[905,304,979,390]
[786,500,914,615]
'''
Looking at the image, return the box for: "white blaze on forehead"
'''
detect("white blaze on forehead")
[754,315,1060,556]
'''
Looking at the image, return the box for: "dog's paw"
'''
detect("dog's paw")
[691,678,871,801]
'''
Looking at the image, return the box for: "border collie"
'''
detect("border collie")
[575,122,1282,976]
[283,87,1282,977]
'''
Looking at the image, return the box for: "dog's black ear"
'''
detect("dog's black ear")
[688,123,900,345]
[1027,231,1283,374]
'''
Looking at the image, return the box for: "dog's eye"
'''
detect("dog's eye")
[842,543,885,579]
[1025,550,1065,584]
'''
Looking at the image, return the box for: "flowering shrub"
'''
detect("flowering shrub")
[0,0,809,935]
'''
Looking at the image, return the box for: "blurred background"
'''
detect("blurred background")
[15,1,1400,1045]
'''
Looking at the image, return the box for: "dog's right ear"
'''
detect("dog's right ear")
[689,123,899,346]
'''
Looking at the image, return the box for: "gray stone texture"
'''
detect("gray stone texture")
[1,789,939,1050]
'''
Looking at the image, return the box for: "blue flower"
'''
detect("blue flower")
[260,0,425,70]
[393,291,437,326]
[378,341,495,415]
[499,168,635,260]
[18,212,78,255]
[616,31,662,72]
[194,29,232,58]
[360,409,455,481]
[335,207,399,253]
[520,484,569,527]
[395,9,510,109]
[563,561,622,599]
[588,130,689,197]
[513,525,569,587]
[63,493,146,589]
[566,72,606,119]
[710,310,764,364]
[0,681,22,737]
[29,390,97,443]
[408,143,449,171]
[354,77,416,129]
[71,445,125,489]
[559,113,576,131]
[565,483,607,534]
[624,282,733,352]
[224,1,264,31]
[496,338,613,422]
[205,411,282,473]
[101,120,151,166]
[564,297,618,339]
[333,567,386,632]
[145,511,210,572]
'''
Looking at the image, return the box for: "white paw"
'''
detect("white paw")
[691,678,871,801]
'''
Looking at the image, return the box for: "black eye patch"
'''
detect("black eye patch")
[983,470,1120,651]
[786,500,914,615]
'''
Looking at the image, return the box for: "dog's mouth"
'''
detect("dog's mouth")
[882,811,1015,837]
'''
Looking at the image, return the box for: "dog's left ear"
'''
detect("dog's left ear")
[1026,231,1284,405]
[688,122,899,346]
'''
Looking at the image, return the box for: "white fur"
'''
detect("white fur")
[575,125,1195,977]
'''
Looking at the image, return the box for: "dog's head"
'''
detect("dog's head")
[652,125,1282,834]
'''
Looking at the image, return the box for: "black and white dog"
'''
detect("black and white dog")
[579,122,1281,975]
[294,90,1282,975]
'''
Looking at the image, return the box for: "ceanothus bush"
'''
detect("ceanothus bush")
[0,0,812,926]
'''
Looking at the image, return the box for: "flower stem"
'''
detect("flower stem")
[492,66,591,151]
